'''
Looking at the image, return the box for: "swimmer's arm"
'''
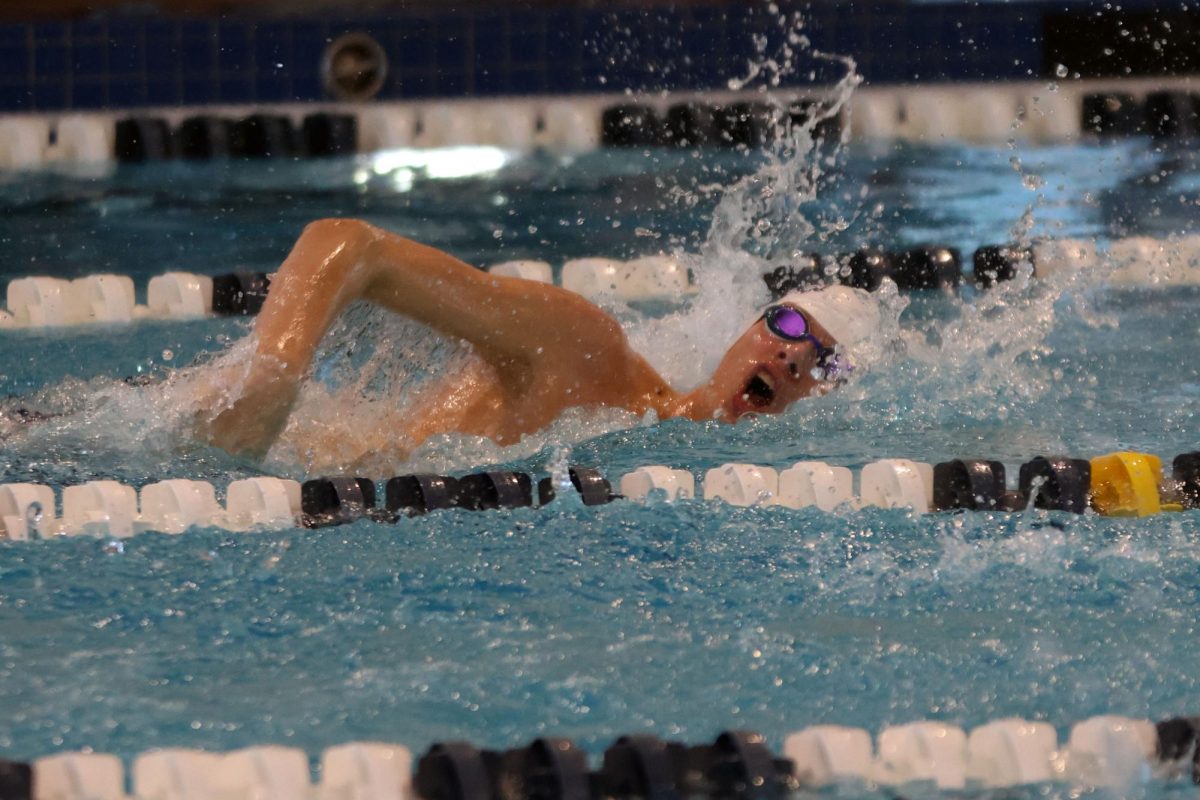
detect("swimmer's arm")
[255,218,624,379]
[202,219,623,456]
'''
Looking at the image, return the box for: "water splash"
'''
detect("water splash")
[629,15,866,388]
[215,11,875,470]
[0,12,1176,479]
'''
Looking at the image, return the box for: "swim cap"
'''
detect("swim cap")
[778,285,880,349]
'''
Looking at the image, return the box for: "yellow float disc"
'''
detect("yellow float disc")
[1090,451,1162,517]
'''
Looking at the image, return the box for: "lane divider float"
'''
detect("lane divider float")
[3,714,1197,799]
[1,451,1196,542]
[5,233,1198,332]
[115,113,359,163]
[602,99,842,149]
[7,84,1200,170]
[1083,90,1200,140]
[0,270,270,329]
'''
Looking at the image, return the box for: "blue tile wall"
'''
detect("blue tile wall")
[0,0,1164,113]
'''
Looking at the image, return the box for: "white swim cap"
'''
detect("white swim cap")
[778,285,880,349]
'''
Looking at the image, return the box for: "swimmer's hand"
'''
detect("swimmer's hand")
[196,360,299,459]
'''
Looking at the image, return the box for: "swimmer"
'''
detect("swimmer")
[199,219,878,460]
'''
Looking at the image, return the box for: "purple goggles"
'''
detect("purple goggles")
[762,304,850,381]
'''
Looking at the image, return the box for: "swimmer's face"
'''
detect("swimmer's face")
[710,306,836,421]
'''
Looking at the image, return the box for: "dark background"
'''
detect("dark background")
[0,0,1192,112]
[1,0,721,22]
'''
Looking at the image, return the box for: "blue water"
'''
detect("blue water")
[1,138,1199,790]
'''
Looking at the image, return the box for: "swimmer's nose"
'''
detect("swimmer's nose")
[777,350,804,379]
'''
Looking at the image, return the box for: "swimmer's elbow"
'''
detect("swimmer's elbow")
[301,217,377,244]
[284,218,394,293]
[300,219,428,283]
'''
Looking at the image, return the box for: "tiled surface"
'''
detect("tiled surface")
[0,0,1133,112]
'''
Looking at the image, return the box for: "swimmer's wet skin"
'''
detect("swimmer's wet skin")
[198,219,877,460]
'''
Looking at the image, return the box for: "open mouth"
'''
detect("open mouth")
[741,370,776,408]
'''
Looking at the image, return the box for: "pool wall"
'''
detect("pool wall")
[0,0,1194,166]
[0,0,1190,112]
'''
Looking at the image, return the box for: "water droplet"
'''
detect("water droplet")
[161,349,174,361]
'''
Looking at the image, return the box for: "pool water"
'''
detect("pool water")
[1,131,1199,793]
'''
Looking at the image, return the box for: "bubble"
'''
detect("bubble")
[161,349,174,362]
[1054,63,1069,78]
[24,502,43,540]
[547,444,575,499]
